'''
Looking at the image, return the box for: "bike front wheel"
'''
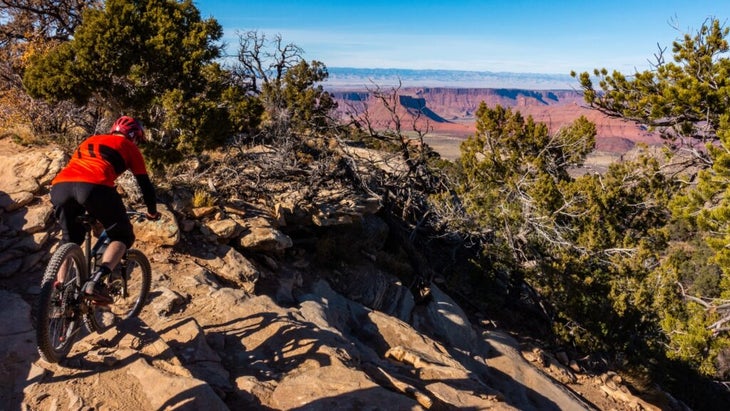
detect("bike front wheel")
[85,249,152,331]
[36,243,88,363]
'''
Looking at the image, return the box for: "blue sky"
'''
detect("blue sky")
[193,0,730,75]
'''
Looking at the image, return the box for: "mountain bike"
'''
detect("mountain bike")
[35,211,152,363]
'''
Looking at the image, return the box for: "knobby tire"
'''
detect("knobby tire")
[113,249,152,319]
[36,243,88,363]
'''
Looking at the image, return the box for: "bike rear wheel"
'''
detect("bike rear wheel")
[84,249,152,331]
[36,243,88,363]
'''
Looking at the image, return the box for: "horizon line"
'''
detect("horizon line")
[323,67,581,90]
[326,66,577,77]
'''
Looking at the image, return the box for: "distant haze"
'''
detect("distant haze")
[324,67,580,90]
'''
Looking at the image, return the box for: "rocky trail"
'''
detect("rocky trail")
[0,136,684,410]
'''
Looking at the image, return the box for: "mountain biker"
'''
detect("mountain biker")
[50,116,161,304]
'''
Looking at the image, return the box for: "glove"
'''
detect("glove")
[146,211,162,221]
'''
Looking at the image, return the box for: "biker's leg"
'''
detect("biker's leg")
[99,240,127,273]
[50,183,85,284]
[82,185,134,302]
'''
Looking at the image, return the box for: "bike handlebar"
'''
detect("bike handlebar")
[128,210,161,222]
[78,210,160,226]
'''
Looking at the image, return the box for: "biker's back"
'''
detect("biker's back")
[52,133,148,187]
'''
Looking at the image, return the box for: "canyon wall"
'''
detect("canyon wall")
[330,87,663,159]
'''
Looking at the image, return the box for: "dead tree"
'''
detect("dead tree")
[678,282,730,336]
[335,80,460,297]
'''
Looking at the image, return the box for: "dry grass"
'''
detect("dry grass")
[0,126,44,147]
[192,188,215,208]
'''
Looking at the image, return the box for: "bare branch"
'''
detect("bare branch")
[677,282,730,335]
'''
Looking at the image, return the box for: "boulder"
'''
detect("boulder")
[127,358,229,411]
[202,218,243,240]
[132,204,180,246]
[239,217,292,252]
[0,290,37,406]
[0,149,64,212]
[4,203,53,234]
[412,284,477,352]
[156,318,232,394]
[269,365,421,410]
[203,244,260,289]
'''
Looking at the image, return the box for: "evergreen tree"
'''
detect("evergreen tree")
[456,104,595,268]
[573,18,730,162]
[452,105,675,361]
[574,17,730,380]
[0,0,99,138]
[21,0,246,159]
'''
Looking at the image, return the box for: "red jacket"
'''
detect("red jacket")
[52,134,149,186]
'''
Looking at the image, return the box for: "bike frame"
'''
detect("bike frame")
[78,217,108,277]
[87,229,109,272]
[80,210,143,293]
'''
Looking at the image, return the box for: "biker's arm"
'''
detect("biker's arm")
[125,141,159,218]
[134,173,158,216]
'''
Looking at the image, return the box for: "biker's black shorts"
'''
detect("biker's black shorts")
[50,182,135,248]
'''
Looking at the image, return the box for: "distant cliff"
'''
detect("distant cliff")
[331,88,581,119]
[330,86,662,157]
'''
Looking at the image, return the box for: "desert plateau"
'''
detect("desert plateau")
[329,87,663,167]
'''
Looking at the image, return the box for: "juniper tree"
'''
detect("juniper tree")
[21,0,249,161]
[0,0,99,137]
[574,17,730,381]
